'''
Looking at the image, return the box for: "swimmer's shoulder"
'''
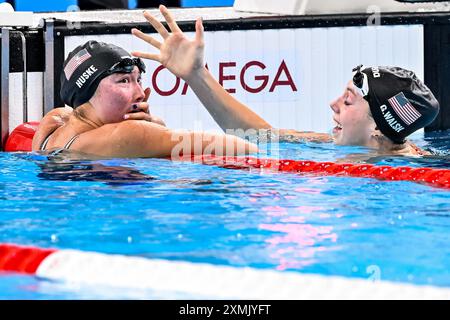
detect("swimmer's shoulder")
[40,106,73,125]
[386,141,431,156]
[406,141,432,156]
[32,106,74,151]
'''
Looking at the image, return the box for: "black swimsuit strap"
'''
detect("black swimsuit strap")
[40,127,59,151]
[64,134,80,150]
[40,129,80,152]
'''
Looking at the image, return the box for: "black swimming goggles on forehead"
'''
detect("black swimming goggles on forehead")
[107,57,146,75]
[352,65,370,97]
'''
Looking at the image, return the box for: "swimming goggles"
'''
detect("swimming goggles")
[352,65,369,97]
[107,57,146,74]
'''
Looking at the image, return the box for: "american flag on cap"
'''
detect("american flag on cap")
[388,92,422,125]
[64,49,91,80]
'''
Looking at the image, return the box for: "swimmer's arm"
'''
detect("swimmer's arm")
[85,121,258,158]
[187,69,332,143]
[277,129,333,143]
[187,70,334,143]
[132,7,270,133]
[133,6,324,141]
[187,67,272,132]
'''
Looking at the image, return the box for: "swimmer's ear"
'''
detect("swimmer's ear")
[371,127,386,143]
[371,127,381,136]
[144,87,151,102]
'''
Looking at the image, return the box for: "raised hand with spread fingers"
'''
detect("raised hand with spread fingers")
[131,5,205,82]
[132,5,272,133]
[131,6,333,144]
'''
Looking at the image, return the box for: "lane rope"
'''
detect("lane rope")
[1,243,449,299]
[181,155,450,189]
[5,122,450,189]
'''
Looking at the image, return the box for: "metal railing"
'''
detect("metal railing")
[1,28,10,150]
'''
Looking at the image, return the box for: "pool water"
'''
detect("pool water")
[0,131,449,299]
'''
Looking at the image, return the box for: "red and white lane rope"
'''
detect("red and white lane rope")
[6,122,450,189]
[1,243,449,299]
[180,155,450,189]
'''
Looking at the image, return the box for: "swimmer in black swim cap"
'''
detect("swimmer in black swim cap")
[325,65,439,152]
[348,65,439,145]
[32,37,258,158]
[58,40,168,126]
[61,41,145,111]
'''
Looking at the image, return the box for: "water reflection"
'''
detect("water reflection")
[33,152,211,187]
[250,179,340,271]
[37,161,156,186]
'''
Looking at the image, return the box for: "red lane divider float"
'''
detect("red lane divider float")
[180,155,450,189]
[2,243,450,299]
[4,122,40,152]
[5,122,450,189]
[0,243,55,274]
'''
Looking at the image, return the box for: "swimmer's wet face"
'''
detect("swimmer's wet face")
[330,80,377,146]
[61,41,147,109]
[89,66,146,124]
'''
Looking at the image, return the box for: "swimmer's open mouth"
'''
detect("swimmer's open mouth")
[333,118,343,134]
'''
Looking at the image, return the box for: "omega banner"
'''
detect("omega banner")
[65,25,423,133]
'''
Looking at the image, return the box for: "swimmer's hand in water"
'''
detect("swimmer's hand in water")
[131,5,205,81]
[122,87,166,126]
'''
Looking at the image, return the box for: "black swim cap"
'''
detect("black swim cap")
[353,66,439,144]
[60,40,146,108]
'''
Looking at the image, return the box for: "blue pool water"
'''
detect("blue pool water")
[0,131,449,299]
